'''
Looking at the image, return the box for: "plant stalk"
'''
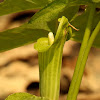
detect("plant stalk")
[67,4,96,100]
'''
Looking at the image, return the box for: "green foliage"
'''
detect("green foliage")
[0,28,48,52]
[0,0,78,52]
[0,0,52,16]
[71,7,100,48]
[0,0,99,53]
[5,93,49,100]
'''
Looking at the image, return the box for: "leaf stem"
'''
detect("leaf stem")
[86,21,100,54]
[67,4,96,100]
[70,21,100,100]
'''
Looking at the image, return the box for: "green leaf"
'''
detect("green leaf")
[0,0,51,16]
[5,92,49,100]
[0,0,79,53]
[1,0,99,53]
[0,28,48,52]
[71,7,100,48]
[25,2,79,35]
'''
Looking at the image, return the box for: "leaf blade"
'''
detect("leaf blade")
[0,0,51,16]
[5,92,49,100]
[1,0,99,53]
[0,0,68,52]
[0,28,48,52]
[71,7,100,48]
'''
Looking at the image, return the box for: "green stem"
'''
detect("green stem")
[74,21,99,100]
[71,21,100,100]
[67,4,96,100]
[86,21,100,54]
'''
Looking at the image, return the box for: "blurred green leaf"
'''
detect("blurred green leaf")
[0,0,79,52]
[0,28,48,52]
[1,0,98,16]
[71,7,100,48]
[5,93,49,100]
[0,0,52,16]
[0,0,100,53]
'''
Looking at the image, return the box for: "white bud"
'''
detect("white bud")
[48,32,54,45]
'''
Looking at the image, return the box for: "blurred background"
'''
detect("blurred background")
[0,1,100,100]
